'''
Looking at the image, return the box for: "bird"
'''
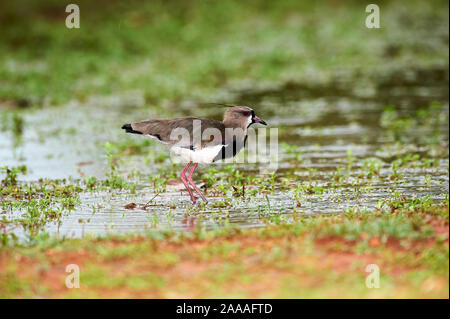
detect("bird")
[121,105,267,204]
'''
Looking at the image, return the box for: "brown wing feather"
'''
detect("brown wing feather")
[131,117,226,149]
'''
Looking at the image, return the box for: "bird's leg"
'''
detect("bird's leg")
[180,161,197,204]
[187,162,208,203]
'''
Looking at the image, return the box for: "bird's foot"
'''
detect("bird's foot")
[190,196,198,205]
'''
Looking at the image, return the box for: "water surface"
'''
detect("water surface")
[1,67,449,239]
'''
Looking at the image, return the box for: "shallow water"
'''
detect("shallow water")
[1,67,449,239]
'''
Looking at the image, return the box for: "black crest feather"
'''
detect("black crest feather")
[204,103,236,108]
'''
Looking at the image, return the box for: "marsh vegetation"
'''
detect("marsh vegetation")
[0,0,448,298]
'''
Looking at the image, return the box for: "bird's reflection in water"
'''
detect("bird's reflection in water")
[182,215,197,231]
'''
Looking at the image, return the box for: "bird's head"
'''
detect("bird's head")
[223,105,267,129]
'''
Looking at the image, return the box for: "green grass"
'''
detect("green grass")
[0,0,448,107]
[0,197,447,298]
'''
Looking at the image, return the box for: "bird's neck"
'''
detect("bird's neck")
[223,120,248,145]
[223,119,247,132]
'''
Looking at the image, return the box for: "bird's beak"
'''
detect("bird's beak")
[252,116,267,126]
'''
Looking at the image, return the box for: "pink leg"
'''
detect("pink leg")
[180,162,197,204]
[187,163,208,203]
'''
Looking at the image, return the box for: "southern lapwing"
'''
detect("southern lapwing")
[121,105,267,204]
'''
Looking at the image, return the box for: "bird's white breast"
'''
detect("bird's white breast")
[170,144,224,164]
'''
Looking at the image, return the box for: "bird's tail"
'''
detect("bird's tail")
[121,124,142,135]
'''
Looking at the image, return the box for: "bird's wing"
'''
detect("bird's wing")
[131,117,226,149]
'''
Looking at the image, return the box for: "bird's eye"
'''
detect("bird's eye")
[241,111,251,117]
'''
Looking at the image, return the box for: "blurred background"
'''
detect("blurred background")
[0,0,448,106]
[0,0,448,235]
